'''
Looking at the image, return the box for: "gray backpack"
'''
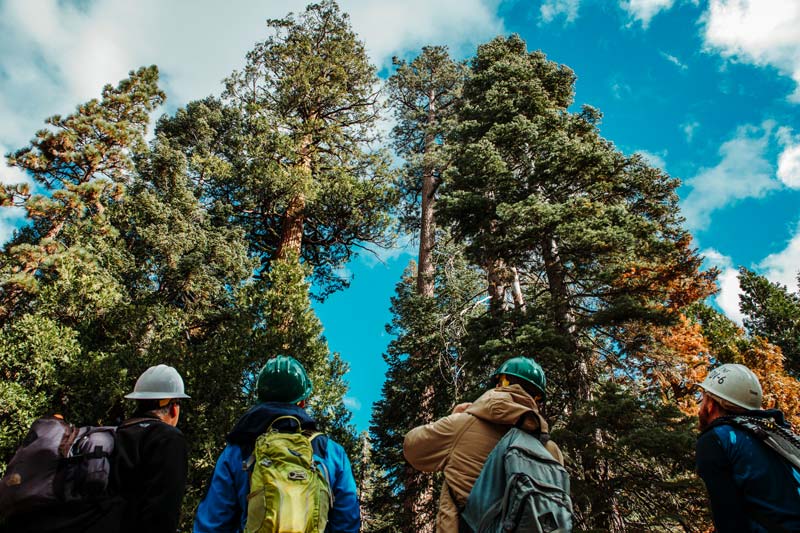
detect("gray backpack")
[0,416,116,519]
[461,428,573,533]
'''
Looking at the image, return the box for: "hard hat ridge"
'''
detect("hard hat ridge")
[256,355,313,404]
[493,356,547,399]
[125,364,190,400]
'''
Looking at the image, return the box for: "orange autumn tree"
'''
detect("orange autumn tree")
[689,304,800,426]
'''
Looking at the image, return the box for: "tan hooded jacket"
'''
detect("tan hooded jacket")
[403,385,564,533]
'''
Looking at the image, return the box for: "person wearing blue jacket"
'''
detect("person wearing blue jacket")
[695,363,800,532]
[194,355,360,533]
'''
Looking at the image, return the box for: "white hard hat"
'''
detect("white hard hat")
[697,363,762,411]
[125,364,191,400]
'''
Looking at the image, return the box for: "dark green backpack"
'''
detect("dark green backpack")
[461,428,573,533]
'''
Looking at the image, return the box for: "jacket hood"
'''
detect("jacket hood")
[466,385,548,433]
[227,402,316,447]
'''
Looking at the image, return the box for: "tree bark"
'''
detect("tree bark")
[417,89,437,298]
[540,233,621,530]
[511,266,525,311]
[277,135,312,260]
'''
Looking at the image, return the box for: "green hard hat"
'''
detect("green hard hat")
[256,355,313,404]
[492,356,546,399]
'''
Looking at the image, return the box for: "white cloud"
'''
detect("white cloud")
[661,51,688,70]
[343,396,362,411]
[682,120,700,142]
[681,123,779,230]
[758,221,800,292]
[359,231,417,267]
[636,149,667,170]
[610,77,633,99]
[701,248,744,325]
[776,128,800,188]
[540,0,581,24]
[778,144,800,188]
[621,0,676,28]
[702,0,800,101]
[0,0,504,151]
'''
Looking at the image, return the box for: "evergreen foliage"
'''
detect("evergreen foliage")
[367,240,484,531]
[217,0,395,298]
[738,267,800,377]
[2,4,800,532]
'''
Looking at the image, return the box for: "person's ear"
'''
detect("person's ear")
[170,402,180,418]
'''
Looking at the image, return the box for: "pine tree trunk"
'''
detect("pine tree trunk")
[511,266,525,311]
[277,136,312,260]
[541,234,589,401]
[277,194,305,260]
[416,91,437,297]
[541,234,622,530]
[407,91,438,533]
[407,380,436,533]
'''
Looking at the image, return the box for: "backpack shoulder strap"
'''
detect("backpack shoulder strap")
[307,432,329,460]
[724,416,800,470]
[267,415,303,433]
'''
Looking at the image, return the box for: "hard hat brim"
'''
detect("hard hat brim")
[124,392,191,400]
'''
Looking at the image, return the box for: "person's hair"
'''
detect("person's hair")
[504,375,544,400]
[135,399,180,417]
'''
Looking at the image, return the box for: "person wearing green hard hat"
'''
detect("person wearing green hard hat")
[694,363,800,532]
[194,355,361,533]
[404,356,564,532]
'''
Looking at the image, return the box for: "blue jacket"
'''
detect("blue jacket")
[193,403,360,533]
[696,409,800,532]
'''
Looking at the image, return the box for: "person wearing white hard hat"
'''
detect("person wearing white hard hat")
[695,363,800,532]
[91,364,191,533]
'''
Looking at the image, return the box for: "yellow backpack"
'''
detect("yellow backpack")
[244,416,332,533]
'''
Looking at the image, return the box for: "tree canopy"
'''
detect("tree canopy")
[1,4,799,533]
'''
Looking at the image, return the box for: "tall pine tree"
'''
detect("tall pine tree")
[439,35,716,530]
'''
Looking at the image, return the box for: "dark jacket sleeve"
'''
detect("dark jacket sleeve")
[696,429,749,533]
[139,425,189,533]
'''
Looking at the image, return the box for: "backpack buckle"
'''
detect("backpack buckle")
[288,470,308,481]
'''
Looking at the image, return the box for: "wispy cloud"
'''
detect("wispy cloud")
[701,248,744,325]
[776,127,800,189]
[359,231,417,268]
[0,143,34,246]
[636,149,668,170]
[621,0,676,28]
[702,0,800,102]
[682,120,700,142]
[758,220,800,292]
[661,51,688,70]
[343,396,362,411]
[540,0,581,24]
[610,76,633,99]
[681,122,780,230]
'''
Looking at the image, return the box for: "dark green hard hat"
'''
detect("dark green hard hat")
[493,356,546,399]
[256,355,313,404]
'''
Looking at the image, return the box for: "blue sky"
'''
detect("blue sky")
[2,0,800,432]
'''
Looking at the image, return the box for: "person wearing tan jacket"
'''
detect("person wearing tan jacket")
[404,357,564,532]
